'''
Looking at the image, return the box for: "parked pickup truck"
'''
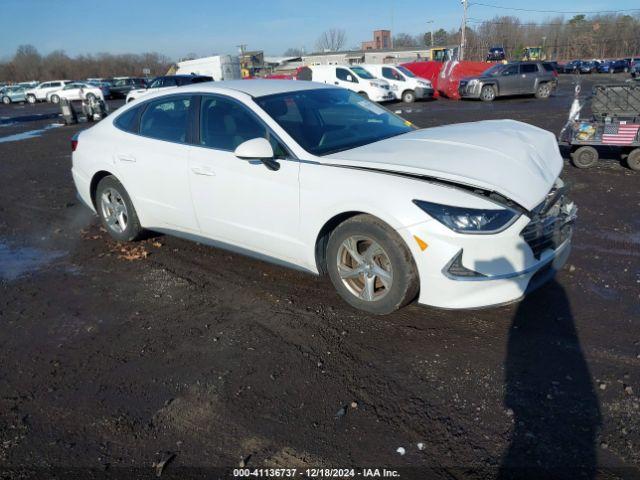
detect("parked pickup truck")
[459,61,558,102]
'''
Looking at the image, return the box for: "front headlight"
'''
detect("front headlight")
[413,200,519,234]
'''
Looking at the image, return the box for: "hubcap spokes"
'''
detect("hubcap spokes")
[337,236,393,301]
[100,188,128,233]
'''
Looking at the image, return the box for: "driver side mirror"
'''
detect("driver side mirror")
[346,74,354,82]
[234,138,279,171]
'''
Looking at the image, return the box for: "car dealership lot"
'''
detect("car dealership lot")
[1,76,639,477]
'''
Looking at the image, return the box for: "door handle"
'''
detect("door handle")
[334,81,339,85]
[117,153,136,162]
[191,166,216,176]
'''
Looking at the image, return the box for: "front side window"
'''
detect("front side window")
[148,78,163,89]
[163,77,178,87]
[199,95,286,156]
[502,65,519,76]
[139,95,192,143]
[336,68,357,82]
[256,88,414,156]
[382,67,403,81]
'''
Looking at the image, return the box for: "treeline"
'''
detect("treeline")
[395,13,640,61]
[0,45,172,82]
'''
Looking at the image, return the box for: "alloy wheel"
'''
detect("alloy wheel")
[100,188,128,233]
[336,235,393,301]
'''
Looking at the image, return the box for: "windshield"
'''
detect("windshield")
[397,66,416,78]
[481,64,505,76]
[350,66,375,79]
[256,88,415,156]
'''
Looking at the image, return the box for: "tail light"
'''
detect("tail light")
[71,133,79,152]
[553,70,558,78]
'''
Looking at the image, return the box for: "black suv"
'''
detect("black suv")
[108,77,148,99]
[459,61,558,101]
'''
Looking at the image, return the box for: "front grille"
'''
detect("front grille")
[521,184,576,259]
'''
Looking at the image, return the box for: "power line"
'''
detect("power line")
[467,17,639,26]
[469,2,640,14]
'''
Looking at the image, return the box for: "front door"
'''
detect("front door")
[188,94,303,262]
[498,64,521,95]
[113,94,199,232]
[518,63,539,93]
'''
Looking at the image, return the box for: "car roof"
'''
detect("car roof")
[175,79,335,98]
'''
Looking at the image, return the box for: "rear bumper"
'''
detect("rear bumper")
[71,167,95,213]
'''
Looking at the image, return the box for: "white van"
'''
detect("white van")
[362,64,434,103]
[299,65,394,102]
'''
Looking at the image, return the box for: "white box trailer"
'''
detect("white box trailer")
[175,55,241,81]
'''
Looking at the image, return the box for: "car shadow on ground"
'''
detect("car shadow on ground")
[498,280,601,479]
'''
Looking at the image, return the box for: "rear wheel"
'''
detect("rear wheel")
[401,90,416,103]
[535,82,552,99]
[86,93,96,102]
[95,176,144,242]
[50,94,60,104]
[26,95,36,104]
[571,146,599,168]
[2,96,10,104]
[480,85,496,101]
[627,148,640,171]
[326,214,419,315]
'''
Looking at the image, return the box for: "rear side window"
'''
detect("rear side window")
[520,64,538,73]
[139,96,192,143]
[114,105,142,133]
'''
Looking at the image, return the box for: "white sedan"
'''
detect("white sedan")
[48,82,104,104]
[71,80,576,314]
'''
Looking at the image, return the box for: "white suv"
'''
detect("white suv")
[47,82,104,104]
[25,80,70,104]
[299,65,394,102]
[361,64,434,103]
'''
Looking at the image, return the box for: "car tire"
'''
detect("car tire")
[627,148,640,171]
[86,93,96,101]
[401,90,415,103]
[480,85,496,102]
[126,97,135,103]
[358,91,369,99]
[26,95,36,104]
[535,82,552,99]
[95,176,144,242]
[326,214,419,315]
[571,146,599,168]
[50,94,60,104]
[2,96,10,104]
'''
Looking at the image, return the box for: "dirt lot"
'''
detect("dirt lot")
[1,75,639,479]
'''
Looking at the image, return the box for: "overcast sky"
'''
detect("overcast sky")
[1,0,638,60]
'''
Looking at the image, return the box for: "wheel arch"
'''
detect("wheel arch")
[89,170,115,209]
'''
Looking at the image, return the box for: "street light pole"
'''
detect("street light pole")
[460,0,468,61]
[426,20,434,47]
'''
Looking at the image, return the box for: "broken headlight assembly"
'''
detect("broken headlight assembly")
[413,200,520,234]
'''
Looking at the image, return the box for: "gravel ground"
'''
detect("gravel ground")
[0,74,639,479]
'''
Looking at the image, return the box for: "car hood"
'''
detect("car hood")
[323,119,563,211]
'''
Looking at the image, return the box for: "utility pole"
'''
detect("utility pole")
[426,20,434,47]
[460,0,468,61]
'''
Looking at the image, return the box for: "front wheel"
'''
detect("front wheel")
[50,94,60,104]
[95,176,144,242]
[627,148,640,171]
[357,91,369,99]
[326,215,419,315]
[2,96,10,104]
[86,93,96,101]
[480,85,496,101]
[401,90,415,103]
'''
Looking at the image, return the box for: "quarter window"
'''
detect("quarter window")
[199,95,286,156]
[139,96,192,143]
[114,105,142,133]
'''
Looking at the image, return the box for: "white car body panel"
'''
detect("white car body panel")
[306,65,394,102]
[361,64,433,100]
[72,80,573,310]
[25,80,69,101]
[48,83,104,102]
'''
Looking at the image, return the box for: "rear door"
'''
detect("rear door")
[113,94,199,232]
[519,63,539,93]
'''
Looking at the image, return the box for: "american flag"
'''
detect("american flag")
[602,121,640,145]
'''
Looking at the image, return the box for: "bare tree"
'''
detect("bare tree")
[315,29,347,52]
[283,47,304,56]
[393,33,418,47]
